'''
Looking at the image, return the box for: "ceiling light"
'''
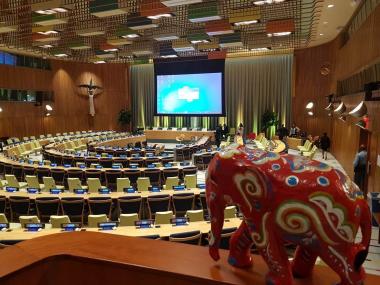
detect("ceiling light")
[45,104,53,111]
[123,34,139,39]
[266,19,295,37]
[39,44,54,48]
[54,53,68,57]
[190,39,210,44]
[0,107,2,112]
[349,101,367,117]
[161,0,203,6]
[323,21,328,24]
[133,50,153,57]
[147,13,173,20]
[76,28,105,37]
[160,54,178,58]
[268,31,292,37]
[250,47,271,51]
[306,102,314,109]
[254,0,285,5]
[334,102,346,115]
[94,60,106,64]
[308,111,314,116]
[153,34,180,41]
[37,30,58,35]
[319,33,324,36]
[46,113,51,117]
[234,20,259,26]
[205,20,233,36]
[328,4,334,8]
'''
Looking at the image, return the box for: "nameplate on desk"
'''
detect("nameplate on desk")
[107,155,113,158]
[98,188,111,194]
[96,165,103,169]
[64,164,71,168]
[98,222,117,231]
[164,163,172,168]
[50,189,62,194]
[27,188,39,194]
[6,187,18,192]
[180,162,190,166]
[0,223,9,230]
[19,159,24,163]
[112,165,121,169]
[50,163,57,167]
[75,152,81,156]
[133,148,141,151]
[74,189,86,194]
[129,164,138,169]
[146,153,154,157]
[28,160,33,164]
[38,162,43,166]
[135,220,153,229]
[96,154,101,158]
[149,186,161,192]
[176,144,184,148]
[124,187,136,193]
[171,217,188,226]
[197,184,206,189]
[162,153,168,157]
[173,185,185,191]
[132,154,140,158]
[79,164,86,169]
[119,155,127,158]
[147,164,156,168]
[25,223,45,232]
[61,223,81,232]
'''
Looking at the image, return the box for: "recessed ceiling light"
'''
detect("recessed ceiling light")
[323,21,328,24]
[319,33,324,36]
[327,4,334,8]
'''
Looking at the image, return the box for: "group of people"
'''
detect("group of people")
[215,123,230,147]
[277,123,301,140]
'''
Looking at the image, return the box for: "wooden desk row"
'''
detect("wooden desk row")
[93,135,147,147]
[0,217,238,242]
[0,188,204,200]
[145,130,214,141]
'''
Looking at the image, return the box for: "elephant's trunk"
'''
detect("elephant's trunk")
[206,175,226,262]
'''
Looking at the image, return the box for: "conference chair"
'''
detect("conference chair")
[172,193,195,217]
[147,195,170,219]
[88,197,112,218]
[117,196,142,218]
[200,153,212,170]
[100,158,113,168]
[199,192,208,217]
[0,195,6,214]
[35,197,60,223]
[22,166,36,179]
[184,175,197,189]
[129,158,144,167]
[224,205,237,219]
[143,168,161,186]
[12,165,24,181]
[0,213,8,223]
[87,178,107,193]
[116,178,131,192]
[25,175,45,190]
[62,156,73,166]
[219,227,238,250]
[185,210,204,222]
[67,178,88,192]
[154,211,173,225]
[50,215,70,228]
[73,156,85,167]
[297,140,311,152]
[119,213,139,227]
[183,147,191,161]
[32,141,42,152]
[136,177,151,192]
[105,170,123,191]
[302,145,318,159]
[145,157,160,167]
[124,170,141,187]
[88,214,108,228]
[113,157,129,168]
[175,148,185,162]
[61,197,85,224]
[9,196,31,222]
[162,168,179,184]
[19,216,40,228]
[3,163,13,175]
[114,149,127,157]
[181,166,197,179]
[85,169,103,182]
[85,157,99,168]
[169,230,202,245]
[43,177,65,192]
[163,177,180,190]
[5,174,27,189]
[50,168,66,186]
[161,157,174,165]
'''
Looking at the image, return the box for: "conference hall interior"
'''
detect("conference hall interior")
[0,0,379,284]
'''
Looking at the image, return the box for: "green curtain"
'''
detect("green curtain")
[224,54,293,134]
[131,54,293,133]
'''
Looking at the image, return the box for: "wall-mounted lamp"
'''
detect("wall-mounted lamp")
[0,107,2,112]
[306,102,314,109]
[45,104,53,111]
[348,101,367,118]
[307,111,314,116]
[333,102,346,115]
[46,112,51,117]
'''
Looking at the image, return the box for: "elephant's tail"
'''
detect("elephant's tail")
[354,198,372,271]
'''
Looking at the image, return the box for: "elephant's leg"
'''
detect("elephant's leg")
[291,246,318,278]
[228,220,253,268]
[318,248,364,285]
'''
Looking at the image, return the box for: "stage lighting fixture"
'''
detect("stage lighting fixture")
[333,102,346,115]
[349,101,367,118]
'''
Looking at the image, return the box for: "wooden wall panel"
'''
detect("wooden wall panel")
[294,5,380,191]
[0,61,129,138]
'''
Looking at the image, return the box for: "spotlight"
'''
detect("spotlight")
[334,102,346,115]
[45,104,53,111]
[46,113,51,117]
[307,111,314,116]
[325,102,334,110]
[0,107,2,112]
[349,101,367,118]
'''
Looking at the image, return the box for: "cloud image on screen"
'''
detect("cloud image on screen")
[156,73,223,115]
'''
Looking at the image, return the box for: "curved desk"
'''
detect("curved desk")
[0,232,379,285]
[145,130,214,141]
[94,135,146,147]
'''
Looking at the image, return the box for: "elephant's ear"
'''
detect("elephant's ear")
[354,249,368,271]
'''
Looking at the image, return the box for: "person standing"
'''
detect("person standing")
[215,124,222,148]
[289,123,299,137]
[320,132,330,160]
[222,124,229,139]
[353,145,368,191]
[277,124,288,140]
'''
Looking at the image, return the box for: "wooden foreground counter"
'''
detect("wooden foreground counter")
[0,232,379,285]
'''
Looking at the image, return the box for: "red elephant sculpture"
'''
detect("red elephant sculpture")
[206,144,371,285]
